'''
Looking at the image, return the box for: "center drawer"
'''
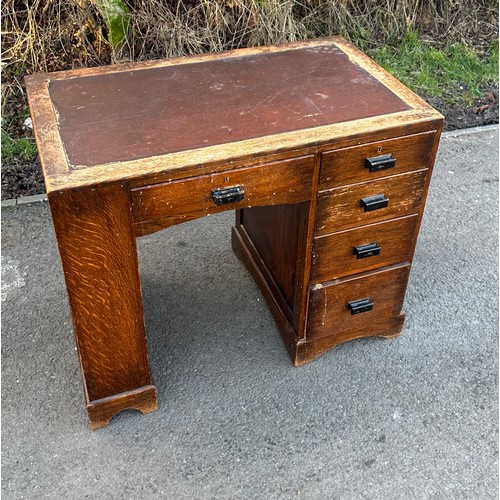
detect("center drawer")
[315,169,428,235]
[132,155,314,230]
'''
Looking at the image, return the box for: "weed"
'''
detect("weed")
[1,132,38,165]
[369,31,499,105]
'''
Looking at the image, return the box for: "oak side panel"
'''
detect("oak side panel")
[406,126,444,261]
[49,184,154,404]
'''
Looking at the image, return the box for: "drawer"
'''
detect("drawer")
[132,155,314,227]
[315,169,427,235]
[320,131,437,189]
[308,264,410,341]
[312,214,418,282]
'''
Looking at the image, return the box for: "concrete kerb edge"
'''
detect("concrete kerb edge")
[1,193,48,208]
[1,124,498,209]
[442,123,499,137]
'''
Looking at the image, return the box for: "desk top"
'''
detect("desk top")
[25,37,442,192]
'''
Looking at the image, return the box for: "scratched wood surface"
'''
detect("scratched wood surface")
[320,130,437,189]
[132,155,314,235]
[25,38,445,427]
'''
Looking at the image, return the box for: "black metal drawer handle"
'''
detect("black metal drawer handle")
[212,186,244,206]
[347,298,373,315]
[353,242,381,259]
[360,194,389,212]
[365,154,396,172]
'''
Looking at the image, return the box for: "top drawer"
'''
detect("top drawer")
[320,131,437,189]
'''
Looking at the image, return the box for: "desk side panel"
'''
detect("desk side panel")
[48,184,154,406]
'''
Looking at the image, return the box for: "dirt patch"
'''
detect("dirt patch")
[423,84,499,130]
[1,86,498,200]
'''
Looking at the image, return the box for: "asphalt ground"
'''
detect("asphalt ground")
[1,126,498,499]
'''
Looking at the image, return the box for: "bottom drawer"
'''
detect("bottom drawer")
[307,264,410,341]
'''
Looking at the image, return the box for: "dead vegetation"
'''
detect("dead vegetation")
[2,1,497,74]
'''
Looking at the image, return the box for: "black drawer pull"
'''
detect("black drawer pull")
[347,298,373,315]
[360,194,389,212]
[365,154,396,172]
[212,186,244,205]
[353,242,381,259]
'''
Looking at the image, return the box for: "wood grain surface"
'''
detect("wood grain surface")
[320,130,437,188]
[315,169,428,234]
[312,214,419,282]
[307,263,411,341]
[24,38,445,427]
[49,184,154,403]
[132,156,314,234]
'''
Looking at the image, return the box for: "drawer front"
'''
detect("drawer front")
[308,264,410,341]
[132,155,314,227]
[315,169,427,235]
[312,214,418,282]
[320,131,436,189]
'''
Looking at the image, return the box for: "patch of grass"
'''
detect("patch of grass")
[369,30,499,104]
[1,131,38,165]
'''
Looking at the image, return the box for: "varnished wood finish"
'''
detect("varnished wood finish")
[132,156,314,235]
[26,37,444,428]
[315,169,428,234]
[239,204,305,311]
[307,264,410,341]
[320,131,436,189]
[49,184,156,413]
[294,315,405,366]
[312,215,419,282]
[87,385,158,430]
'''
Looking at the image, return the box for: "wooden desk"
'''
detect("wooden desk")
[26,37,443,429]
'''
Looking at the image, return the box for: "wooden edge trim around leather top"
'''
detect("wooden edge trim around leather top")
[23,76,70,179]
[24,37,444,194]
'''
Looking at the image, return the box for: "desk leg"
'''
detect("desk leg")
[49,184,157,430]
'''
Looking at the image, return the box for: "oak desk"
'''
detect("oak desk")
[26,37,443,429]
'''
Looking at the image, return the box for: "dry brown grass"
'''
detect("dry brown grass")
[2,0,497,72]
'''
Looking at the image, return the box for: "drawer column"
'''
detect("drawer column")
[49,184,157,429]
